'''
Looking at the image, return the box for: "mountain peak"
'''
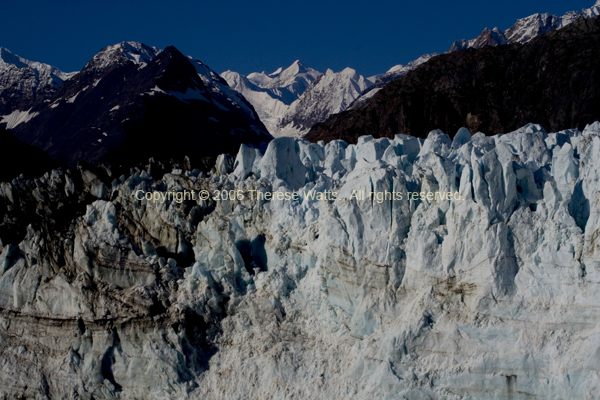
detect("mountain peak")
[340,67,358,78]
[0,47,28,69]
[281,59,306,76]
[120,41,161,63]
[85,41,161,71]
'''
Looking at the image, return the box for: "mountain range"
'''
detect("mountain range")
[307,15,600,143]
[449,0,600,51]
[1,42,271,170]
[221,61,322,136]
[219,1,600,139]
[1,2,599,174]
[2,2,600,399]
[0,47,75,124]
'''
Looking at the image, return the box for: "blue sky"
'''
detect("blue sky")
[1,0,593,77]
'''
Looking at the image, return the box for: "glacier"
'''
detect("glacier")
[0,122,599,399]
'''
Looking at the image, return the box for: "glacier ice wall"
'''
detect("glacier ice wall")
[0,123,599,399]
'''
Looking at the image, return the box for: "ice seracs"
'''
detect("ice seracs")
[1,122,600,398]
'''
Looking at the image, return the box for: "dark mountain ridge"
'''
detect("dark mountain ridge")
[0,125,58,182]
[306,16,600,143]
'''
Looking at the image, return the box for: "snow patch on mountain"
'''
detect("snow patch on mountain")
[0,109,39,129]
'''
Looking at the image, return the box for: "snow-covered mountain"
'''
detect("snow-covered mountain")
[8,41,270,167]
[0,47,76,124]
[449,1,600,51]
[222,2,600,138]
[224,62,373,137]
[247,60,320,101]
[222,60,322,135]
[277,67,373,137]
[1,42,262,134]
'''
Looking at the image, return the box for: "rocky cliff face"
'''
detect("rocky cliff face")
[306,16,600,144]
[1,118,599,399]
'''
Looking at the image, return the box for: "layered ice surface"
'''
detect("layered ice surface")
[1,123,600,399]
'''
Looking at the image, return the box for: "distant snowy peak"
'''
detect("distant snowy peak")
[0,47,75,87]
[246,67,281,87]
[503,13,564,44]
[0,47,76,117]
[276,67,372,137]
[246,60,322,99]
[373,54,437,86]
[264,60,321,92]
[221,70,292,135]
[222,60,323,136]
[221,70,256,92]
[450,2,600,51]
[224,61,369,138]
